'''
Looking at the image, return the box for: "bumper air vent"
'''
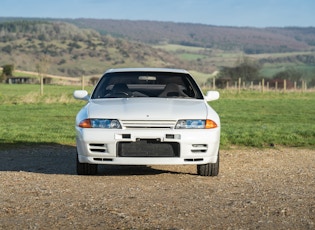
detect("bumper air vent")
[89,143,107,153]
[191,144,208,153]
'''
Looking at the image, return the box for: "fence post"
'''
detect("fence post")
[302,80,307,92]
[275,81,278,91]
[238,78,241,93]
[40,74,44,96]
[213,77,216,90]
[284,79,287,93]
[81,75,85,90]
[262,78,265,93]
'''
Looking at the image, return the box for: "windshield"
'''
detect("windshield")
[91,71,204,99]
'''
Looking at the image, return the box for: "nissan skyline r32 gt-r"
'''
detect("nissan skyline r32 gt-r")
[74,68,220,176]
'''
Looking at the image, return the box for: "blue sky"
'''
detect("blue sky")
[0,0,314,27]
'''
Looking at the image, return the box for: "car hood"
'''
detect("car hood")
[86,98,211,120]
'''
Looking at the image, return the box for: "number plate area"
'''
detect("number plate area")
[117,139,180,157]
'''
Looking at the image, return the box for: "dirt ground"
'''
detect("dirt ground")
[1,145,314,229]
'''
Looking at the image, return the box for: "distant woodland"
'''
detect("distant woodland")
[68,19,315,54]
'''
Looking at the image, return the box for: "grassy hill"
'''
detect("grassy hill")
[0,21,198,78]
[0,18,315,84]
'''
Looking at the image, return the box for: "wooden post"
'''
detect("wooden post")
[283,79,287,92]
[81,75,85,90]
[213,77,216,90]
[302,80,307,92]
[36,54,49,96]
[238,78,241,93]
[294,81,297,91]
[262,78,265,93]
[266,81,269,91]
[275,81,278,91]
[250,81,253,90]
[40,74,44,96]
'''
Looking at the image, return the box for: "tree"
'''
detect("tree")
[2,64,14,76]
[272,67,303,82]
[217,56,261,82]
[2,45,12,54]
[309,78,315,88]
[1,64,14,81]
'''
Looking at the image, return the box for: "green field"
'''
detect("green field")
[211,91,315,148]
[0,84,314,149]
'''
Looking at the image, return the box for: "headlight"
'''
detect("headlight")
[79,119,122,129]
[175,119,217,129]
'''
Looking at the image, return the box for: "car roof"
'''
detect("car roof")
[104,68,189,74]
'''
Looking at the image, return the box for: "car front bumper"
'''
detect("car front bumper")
[76,127,220,165]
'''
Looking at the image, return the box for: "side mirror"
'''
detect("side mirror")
[204,91,219,101]
[73,90,90,101]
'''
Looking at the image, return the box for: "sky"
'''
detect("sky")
[0,0,314,28]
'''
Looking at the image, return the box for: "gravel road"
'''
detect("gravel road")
[1,145,314,229]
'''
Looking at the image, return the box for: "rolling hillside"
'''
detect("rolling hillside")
[0,18,315,83]
[0,21,200,77]
[2,17,315,54]
[68,19,315,54]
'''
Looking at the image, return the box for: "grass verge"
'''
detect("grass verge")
[0,84,314,149]
[211,90,315,148]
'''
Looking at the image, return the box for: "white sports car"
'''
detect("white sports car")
[74,68,220,176]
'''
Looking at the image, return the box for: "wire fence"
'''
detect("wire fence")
[4,72,315,93]
[202,78,314,92]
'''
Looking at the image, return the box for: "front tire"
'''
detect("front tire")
[197,152,219,176]
[76,154,98,175]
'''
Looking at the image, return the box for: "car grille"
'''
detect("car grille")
[118,139,180,157]
[120,120,176,129]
